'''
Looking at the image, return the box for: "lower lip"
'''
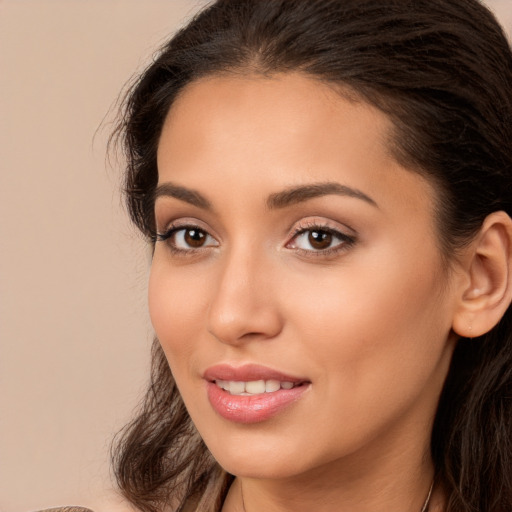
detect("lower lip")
[206,381,309,424]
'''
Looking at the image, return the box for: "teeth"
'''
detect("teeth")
[265,379,281,392]
[215,379,298,395]
[217,380,229,391]
[245,380,265,394]
[230,381,246,395]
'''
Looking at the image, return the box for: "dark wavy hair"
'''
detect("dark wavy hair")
[111,1,512,511]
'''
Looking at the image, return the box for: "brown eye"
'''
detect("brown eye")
[156,225,219,252]
[184,228,207,248]
[287,224,355,255]
[308,230,333,250]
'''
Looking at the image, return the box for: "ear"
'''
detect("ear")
[452,211,512,338]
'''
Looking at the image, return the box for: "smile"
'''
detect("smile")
[214,379,297,395]
[203,364,310,423]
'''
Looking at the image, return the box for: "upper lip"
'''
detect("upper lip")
[203,363,308,383]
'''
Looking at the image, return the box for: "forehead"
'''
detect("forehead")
[160,72,391,143]
[157,72,395,178]
[159,73,432,194]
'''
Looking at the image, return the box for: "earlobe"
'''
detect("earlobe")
[452,211,512,338]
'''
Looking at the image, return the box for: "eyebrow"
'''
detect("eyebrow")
[152,181,377,210]
[153,183,212,210]
[266,182,378,209]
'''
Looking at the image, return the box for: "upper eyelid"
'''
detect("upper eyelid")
[289,217,357,237]
[156,217,216,235]
[292,223,344,234]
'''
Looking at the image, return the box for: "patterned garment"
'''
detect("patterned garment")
[35,508,94,512]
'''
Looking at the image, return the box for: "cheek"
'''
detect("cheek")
[148,260,208,364]
[282,244,451,383]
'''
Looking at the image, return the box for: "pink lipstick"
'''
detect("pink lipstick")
[204,364,310,424]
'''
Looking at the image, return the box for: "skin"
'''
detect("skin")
[150,73,464,512]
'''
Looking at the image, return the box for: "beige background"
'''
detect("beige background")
[1,1,510,511]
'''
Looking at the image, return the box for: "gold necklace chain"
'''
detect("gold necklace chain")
[240,480,434,512]
[420,481,434,512]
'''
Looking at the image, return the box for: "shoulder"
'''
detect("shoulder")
[34,508,94,512]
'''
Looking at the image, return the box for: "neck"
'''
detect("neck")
[230,475,433,512]
[222,427,436,512]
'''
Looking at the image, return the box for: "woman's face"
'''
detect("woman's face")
[150,73,460,480]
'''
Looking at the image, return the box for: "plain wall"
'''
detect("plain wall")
[0,2,208,511]
[1,1,511,511]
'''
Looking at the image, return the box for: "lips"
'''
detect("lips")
[203,364,310,423]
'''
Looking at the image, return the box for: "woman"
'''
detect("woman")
[110,0,512,511]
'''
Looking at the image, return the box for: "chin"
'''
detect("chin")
[199,426,329,480]
[216,453,305,480]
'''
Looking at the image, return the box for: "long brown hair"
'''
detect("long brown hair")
[111,1,512,511]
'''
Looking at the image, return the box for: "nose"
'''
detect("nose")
[206,246,283,346]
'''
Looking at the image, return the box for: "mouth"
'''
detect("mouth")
[213,379,303,395]
[203,364,310,423]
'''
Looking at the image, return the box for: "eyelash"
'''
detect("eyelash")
[153,224,219,256]
[287,223,356,257]
[154,222,356,258]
